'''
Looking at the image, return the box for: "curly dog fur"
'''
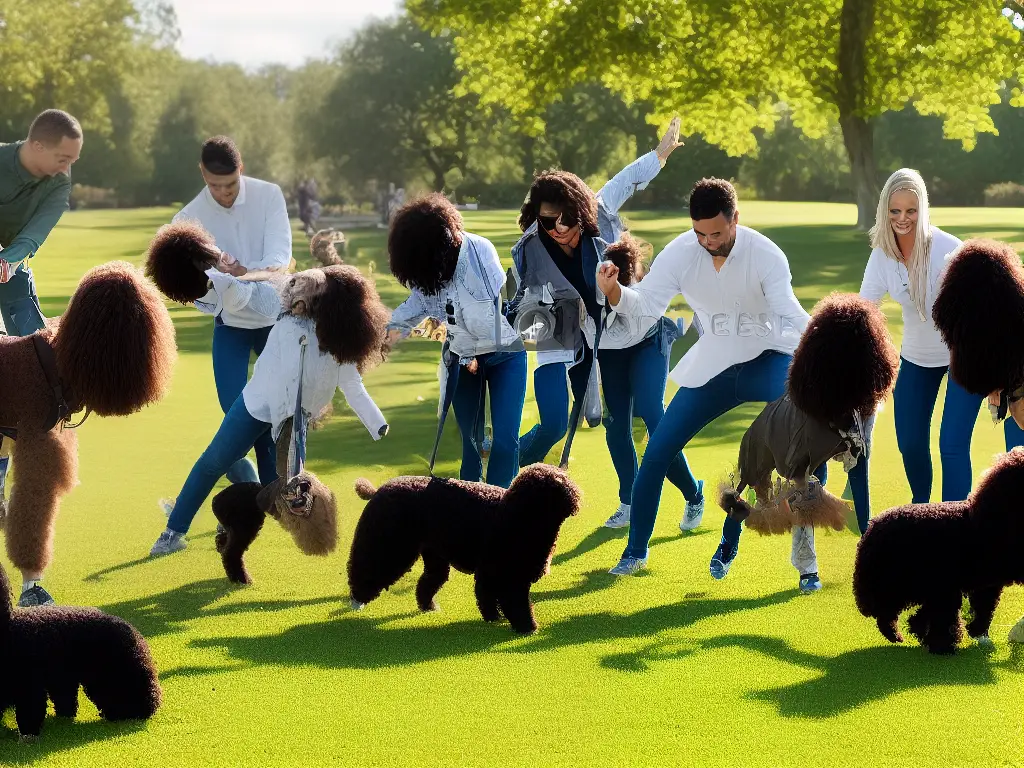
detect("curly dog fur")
[0,561,161,741]
[854,447,1024,654]
[347,464,580,634]
[310,229,344,267]
[145,220,222,303]
[0,262,175,575]
[932,238,1024,397]
[212,423,338,585]
[720,293,898,533]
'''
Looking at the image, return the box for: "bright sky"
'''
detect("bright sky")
[170,0,402,68]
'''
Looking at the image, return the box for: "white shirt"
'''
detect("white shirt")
[174,176,292,329]
[614,225,809,388]
[859,227,962,368]
[242,315,388,442]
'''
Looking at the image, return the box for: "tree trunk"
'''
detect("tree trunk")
[837,0,879,230]
[839,113,879,230]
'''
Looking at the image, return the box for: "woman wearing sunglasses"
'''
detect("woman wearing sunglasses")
[387,194,526,488]
[508,118,688,526]
[852,168,1024,534]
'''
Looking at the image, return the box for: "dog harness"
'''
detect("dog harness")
[0,334,86,440]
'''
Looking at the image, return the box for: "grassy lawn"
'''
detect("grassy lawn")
[1,203,1022,766]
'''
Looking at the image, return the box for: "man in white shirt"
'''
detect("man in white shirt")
[597,179,827,592]
[153,137,291,554]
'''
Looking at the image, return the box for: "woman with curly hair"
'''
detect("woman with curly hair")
[851,169,1024,534]
[510,119,686,524]
[387,194,527,488]
[150,257,390,557]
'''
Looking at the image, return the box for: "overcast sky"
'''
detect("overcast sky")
[170,0,402,68]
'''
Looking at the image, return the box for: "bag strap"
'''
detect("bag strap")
[559,305,608,469]
[428,346,462,475]
[31,334,72,431]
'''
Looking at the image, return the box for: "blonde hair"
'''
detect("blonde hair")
[869,168,932,321]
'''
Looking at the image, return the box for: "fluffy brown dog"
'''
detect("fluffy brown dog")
[720,293,898,533]
[310,229,344,266]
[348,465,580,634]
[854,448,1024,654]
[0,263,176,586]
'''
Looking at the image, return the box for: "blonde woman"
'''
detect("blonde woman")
[851,169,1024,532]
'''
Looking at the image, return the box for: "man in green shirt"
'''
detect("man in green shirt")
[0,109,81,607]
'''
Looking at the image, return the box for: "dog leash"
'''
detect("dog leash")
[559,305,608,470]
[428,345,462,476]
[282,334,313,516]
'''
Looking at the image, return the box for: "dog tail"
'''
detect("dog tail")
[354,478,377,501]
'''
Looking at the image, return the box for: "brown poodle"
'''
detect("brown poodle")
[347,464,580,634]
[0,263,176,602]
[212,419,339,585]
[854,447,1024,654]
[0,561,161,741]
[310,229,344,266]
[720,293,899,533]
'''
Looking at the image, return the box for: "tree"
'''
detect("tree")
[312,16,496,193]
[410,0,1023,227]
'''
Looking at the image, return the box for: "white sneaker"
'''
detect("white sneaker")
[604,503,631,528]
[679,479,705,532]
[150,530,187,557]
[608,556,647,576]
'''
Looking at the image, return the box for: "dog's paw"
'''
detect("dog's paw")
[419,600,440,613]
[350,599,366,611]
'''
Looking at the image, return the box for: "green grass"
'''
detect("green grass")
[2,203,1023,767]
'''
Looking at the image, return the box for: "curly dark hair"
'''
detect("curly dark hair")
[308,264,390,372]
[689,178,738,221]
[145,220,221,303]
[787,293,898,427]
[603,234,650,286]
[518,170,599,237]
[55,262,177,417]
[388,194,463,296]
[933,238,1024,396]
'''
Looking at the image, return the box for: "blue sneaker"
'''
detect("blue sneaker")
[679,480,705,532]
[799,573,822,593]
[709,536,737,580]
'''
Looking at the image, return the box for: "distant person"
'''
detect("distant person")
[297,177,321,237]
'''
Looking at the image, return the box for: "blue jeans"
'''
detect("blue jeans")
[519,347,593,466]
[452,349,528,488]
[598,326,689,505]
[0,267,45,337]
[213,320,275,484]
[847,358,1024,533]
[167,395,277,534]
[623,350,826,560]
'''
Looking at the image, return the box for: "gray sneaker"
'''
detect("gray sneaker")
[679,479,705,532]
[608,556,648,576]
[150,530,187,557]
[18,584,55,607]
[603,503,631,529]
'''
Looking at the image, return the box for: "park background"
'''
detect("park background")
[1,1,1024,766]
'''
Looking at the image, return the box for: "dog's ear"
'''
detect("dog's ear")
[933,239,1024,396]
[55,262,177,416]
[503,465,581,518]
[145,220,221,303]
[310,265,390,371]
[788,293,898,424]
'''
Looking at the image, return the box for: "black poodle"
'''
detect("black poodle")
[347,464,581,634]
[0,561,161,742]
[854,447,1024,654]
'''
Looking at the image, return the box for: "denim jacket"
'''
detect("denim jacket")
[389,231,520,358]
[507,150,665,364]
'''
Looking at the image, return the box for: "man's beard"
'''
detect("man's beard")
[706,236,736,259]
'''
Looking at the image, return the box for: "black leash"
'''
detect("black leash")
[559,305,608,469]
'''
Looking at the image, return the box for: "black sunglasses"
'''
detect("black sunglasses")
[538,211,578,231]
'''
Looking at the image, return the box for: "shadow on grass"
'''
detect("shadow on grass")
[82,531,217,583]
[183,589,798,673]
[0,717,150,763]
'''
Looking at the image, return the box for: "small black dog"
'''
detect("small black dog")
[0,562,161,741]
[347,464,580,634]
[854,448,1024,654]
